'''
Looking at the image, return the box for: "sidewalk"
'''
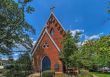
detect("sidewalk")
[28,73,40,77]
[93,74,99,77]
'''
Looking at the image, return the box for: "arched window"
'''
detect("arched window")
[50,28,54,36]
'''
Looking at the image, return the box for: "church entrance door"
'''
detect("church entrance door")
[42,56,51,71]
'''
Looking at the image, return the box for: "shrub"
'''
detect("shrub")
[42,70,55,77]
[78,70,93,77]
[55,74,75,77]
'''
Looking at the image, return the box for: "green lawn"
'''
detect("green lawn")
[92,72,110,77]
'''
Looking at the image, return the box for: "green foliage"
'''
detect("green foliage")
[60,31,81,68]
[42,70,55,77]
[26,6,35,14]
[55,70,93,77]
[0,0,35,54]
[108,10,110,13]
[78,70,93,77]
[108,2,110,13]
[4,52,32,77]
[56,74,74,77]
[92,72,110,77]
[80,35,110,69]
[24,0,32,3]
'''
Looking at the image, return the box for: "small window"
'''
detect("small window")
[43,42,49,48]
[50,28,54,36]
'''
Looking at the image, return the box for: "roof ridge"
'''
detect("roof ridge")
[50,12,65,32]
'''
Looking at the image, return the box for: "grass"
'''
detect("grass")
[55,70,93,77]
[91,72,110,77]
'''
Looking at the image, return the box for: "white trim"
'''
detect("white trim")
[45,29,60,52]
[45,12,65,32]
[32,29,46,56]
[32,12,64,56]
[32,28,60,56]
[41,55,51,72]
[40,56,45,72]
[50,12,66,32]
[45,12,53,27]
[31,12,54,56]
[31,26,46,54]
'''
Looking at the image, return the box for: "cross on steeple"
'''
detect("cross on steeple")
[50,6,55,12]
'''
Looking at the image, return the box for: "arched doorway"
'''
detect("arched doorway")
[42,56,51,71]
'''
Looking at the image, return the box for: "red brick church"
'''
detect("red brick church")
[32,11,66,73]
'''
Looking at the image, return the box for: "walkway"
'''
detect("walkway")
[28,73,99,77]
[93,74,99,77]
[28,73,40,77]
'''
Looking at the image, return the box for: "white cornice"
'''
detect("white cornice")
[32,29,46,56]
[50,12,65,32]
[45,29,60,52]
[32,12,65,56]
[32,28,60,56]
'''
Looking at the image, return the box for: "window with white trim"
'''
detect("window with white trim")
[43,41,49,48]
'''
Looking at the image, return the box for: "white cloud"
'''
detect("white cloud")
[85,32,103,40]
[14,53,18,56]
[70,29,85,47]
[77,42,82,47]
[31,37,36,45]
[1,57,8,60]
[13,44,27,51]
[71,29,84,37]
[33,40,36,45]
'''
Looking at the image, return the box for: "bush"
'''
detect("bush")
[78,70,93,77]
[55,74,75,77]
[42,70,55,77]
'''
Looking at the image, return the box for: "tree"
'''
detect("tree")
[5,52,32,77]
[0,0,35,55]
[108,2,110,13]
[95,35,110,67]
[60,31,81,68]
[79,40,98,69]
[80,35,110,70]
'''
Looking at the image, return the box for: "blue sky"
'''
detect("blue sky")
[25,0,110,42]
[1,0,110,60]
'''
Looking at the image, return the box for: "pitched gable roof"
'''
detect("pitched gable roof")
[46,12,65,32]
[31,12,65,56]
[32,28,60,56]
